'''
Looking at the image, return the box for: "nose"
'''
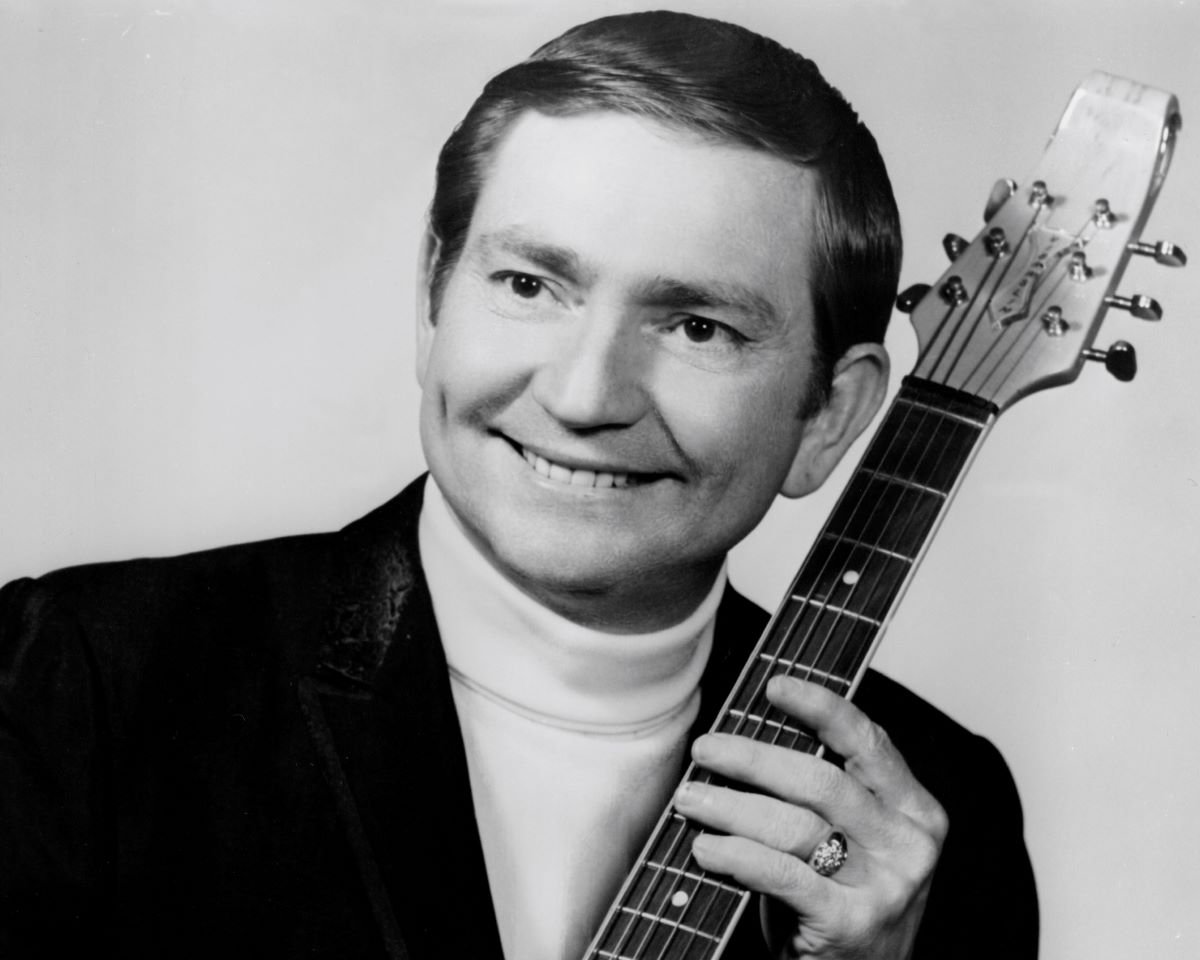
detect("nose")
[530,308,649,430]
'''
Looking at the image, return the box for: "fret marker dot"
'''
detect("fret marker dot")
[670,891,690,909]
[842,570,860,586]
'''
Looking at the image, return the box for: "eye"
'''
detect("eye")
[506,273,544,299]
[682,317,717,343]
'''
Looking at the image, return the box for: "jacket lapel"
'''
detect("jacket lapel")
[300,479,505,960]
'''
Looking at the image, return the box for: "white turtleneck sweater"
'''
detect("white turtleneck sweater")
[418,478,724,960]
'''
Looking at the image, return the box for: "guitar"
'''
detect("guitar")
[583,72,1186,960]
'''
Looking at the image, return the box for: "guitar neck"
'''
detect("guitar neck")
[584,376,997,960]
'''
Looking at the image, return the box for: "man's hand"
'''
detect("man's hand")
[673,675,948,959]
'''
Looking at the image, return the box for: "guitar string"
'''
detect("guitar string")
[969,217,1098,399]
[764,390,966,759]
[754,390,934,714]
[630,397,934,960]
[721,392,926,748]
[921,194,1043,384]
[960,209,1092,397]
[937,233,1036,392]
[601,811,701,960]
[786,404,969,759]
[932,195,1055,387]
[777,182,1060,734]
[927,260,1002,386]
[622,844,741,960]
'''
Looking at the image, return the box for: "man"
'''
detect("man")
[0,12,1037,959]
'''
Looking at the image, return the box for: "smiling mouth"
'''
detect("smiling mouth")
[520,448,641,488]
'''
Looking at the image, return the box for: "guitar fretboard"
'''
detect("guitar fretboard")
[584,376,996,960]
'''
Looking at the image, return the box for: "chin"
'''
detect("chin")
[489,529,635,598]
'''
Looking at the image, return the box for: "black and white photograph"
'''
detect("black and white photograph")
[2,2,1196,957]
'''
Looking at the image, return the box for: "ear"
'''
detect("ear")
[780,342,889,498]
[415,225,442,389]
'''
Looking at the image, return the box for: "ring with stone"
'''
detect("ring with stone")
[808,830,849,878]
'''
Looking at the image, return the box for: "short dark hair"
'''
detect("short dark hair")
[428,11,901,403]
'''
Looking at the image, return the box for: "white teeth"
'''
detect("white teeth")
[520,448,635,489]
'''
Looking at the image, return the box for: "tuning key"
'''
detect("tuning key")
[1105,293,1163,321]
[1083,341,1137,382]
[984,178,1017,221]
[1127,240,1188,267]
[942,234,969,261]
[895,283,931,314]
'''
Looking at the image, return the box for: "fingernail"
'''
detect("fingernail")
[692,833,714,856]
[692,734,724,762]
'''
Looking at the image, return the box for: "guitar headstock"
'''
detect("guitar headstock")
[899,73,1185,412]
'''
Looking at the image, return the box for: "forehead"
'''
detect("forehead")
[467,110,817,321]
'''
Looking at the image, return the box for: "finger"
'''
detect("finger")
[690,733,885,845]
[765,676,940,827]
[690,832,841,916]
[673,779,831,860]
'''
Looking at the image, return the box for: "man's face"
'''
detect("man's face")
[418,110,853,630]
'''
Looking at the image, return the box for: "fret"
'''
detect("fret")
[643,813,700,873]
[894,395,986,429]
[598,900,732,959]
[791,539,910,624]
[784,595,881,627]
[854,470,945,501]
[715,657,849,744]
[721,655,850,743]
[862,417,980,492]
[717,708,808,740]
[618,906,722,942]
[861,381,991,493]
[823,534,913,565]
[898,377,997,424]
[826,472,943,558]
[759,603,877,681]
[628,848,745,932]
[637,862,743,897]
[753,652,845,688]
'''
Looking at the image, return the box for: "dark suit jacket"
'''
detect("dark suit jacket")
[0,478,1037,959]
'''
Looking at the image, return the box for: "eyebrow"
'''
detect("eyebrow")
[475,227,591,285]
[474,226,780,328]
[633,276,780,330]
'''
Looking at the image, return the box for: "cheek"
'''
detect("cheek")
[659,366,809,485]
[425,310,531,420]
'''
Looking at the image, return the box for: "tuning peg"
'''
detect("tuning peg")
[895,283,931,314]
[1083,341,1137,382]
[984,178,1017,221]
[1127,240,1188,267]
[942,234,969,261]
[1105,293,1163,321]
